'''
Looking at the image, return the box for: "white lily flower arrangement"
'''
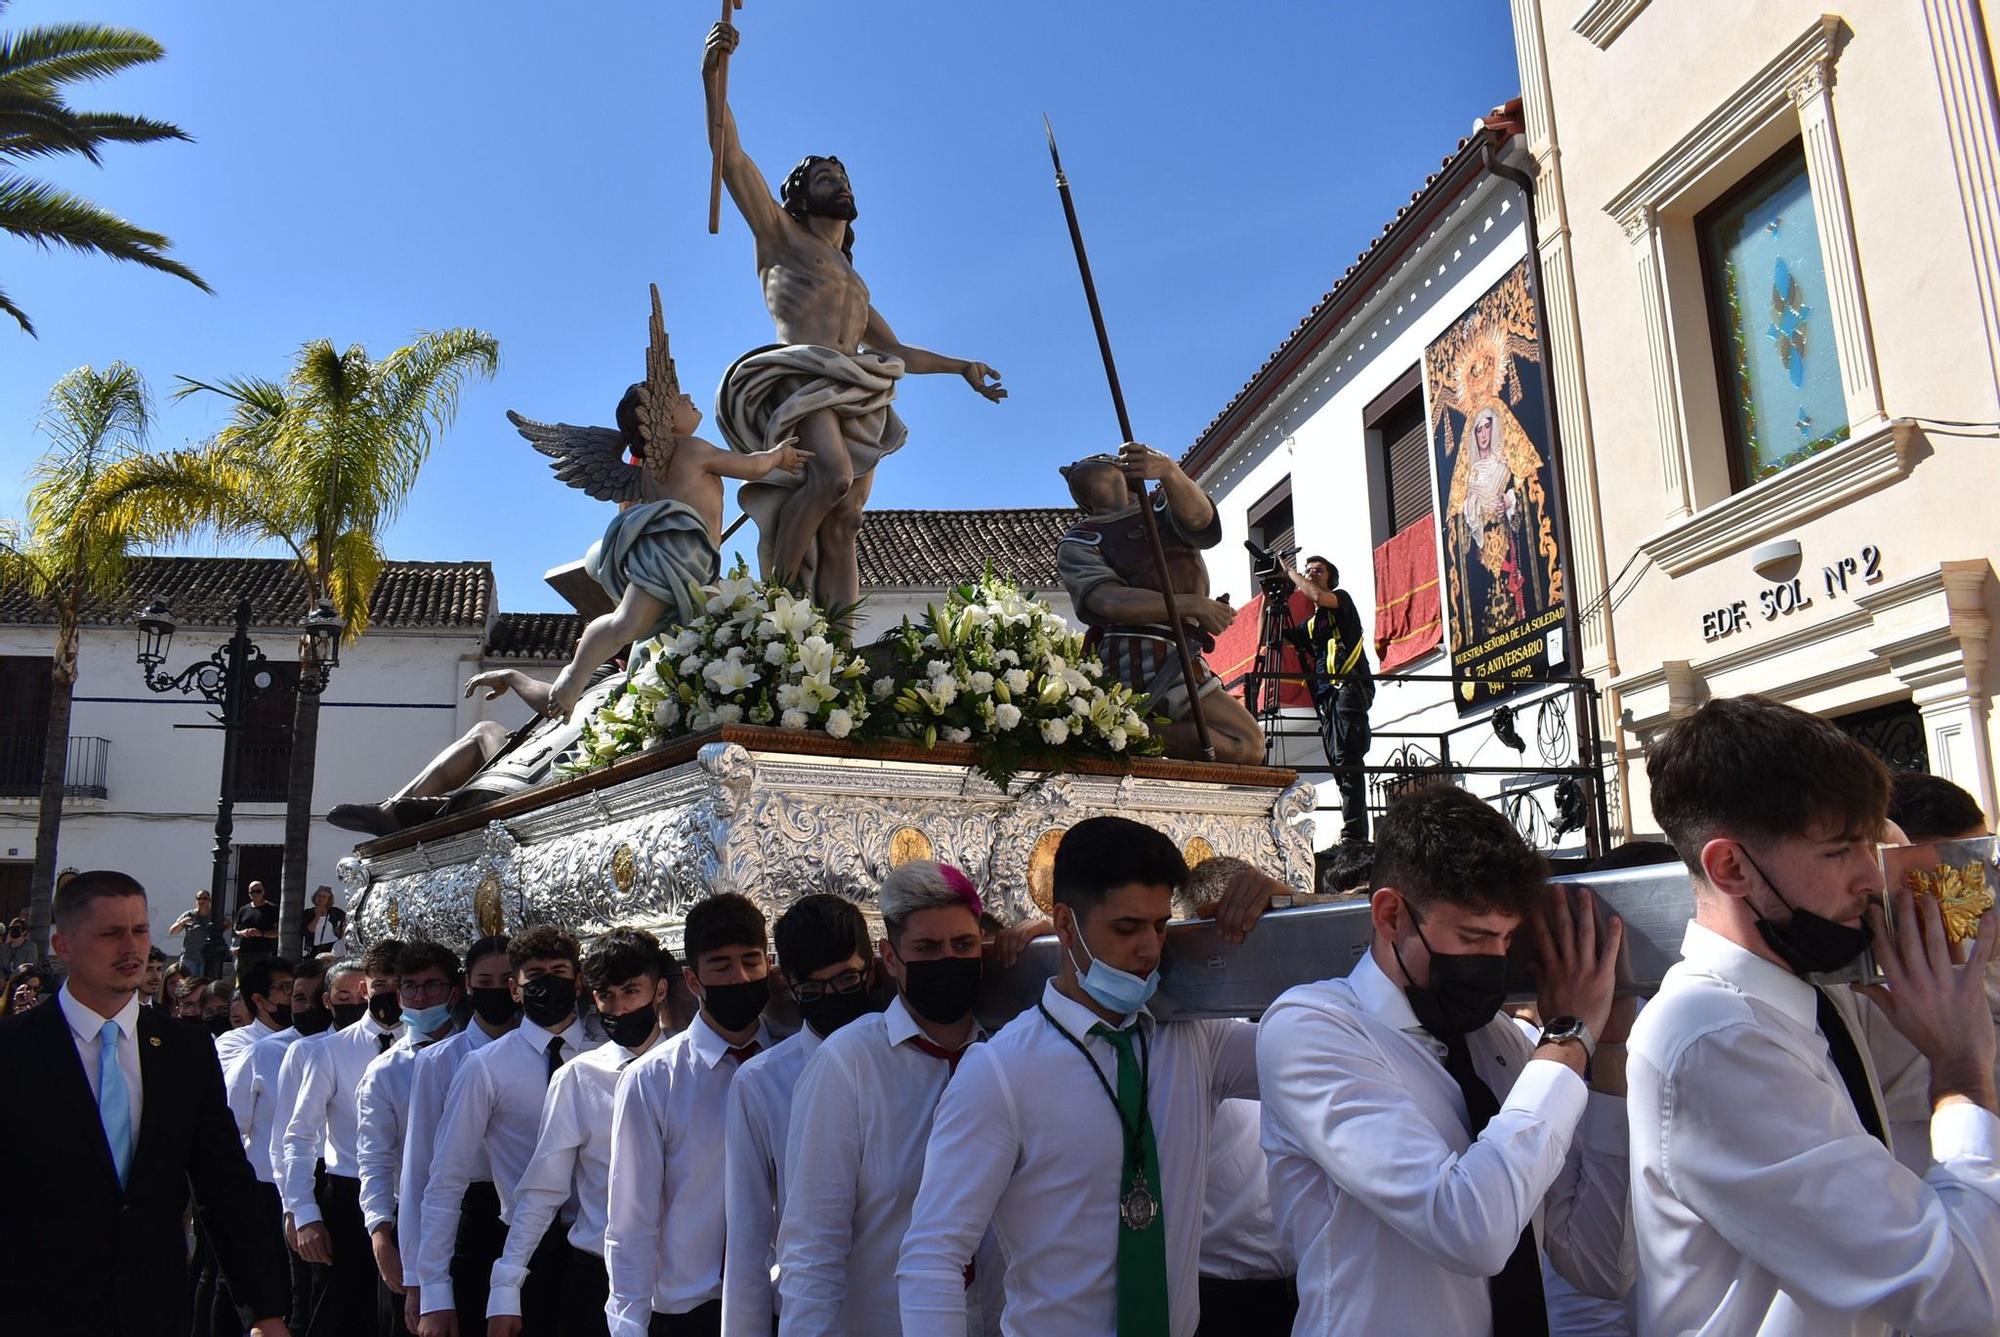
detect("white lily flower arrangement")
[562,558,873,775]
[885,573,1161,788]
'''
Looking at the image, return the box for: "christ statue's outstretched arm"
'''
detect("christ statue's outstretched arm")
[703,22,786,250]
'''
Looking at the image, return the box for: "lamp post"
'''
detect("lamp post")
[134,596,344,968]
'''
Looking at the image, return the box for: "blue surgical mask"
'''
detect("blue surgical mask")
[402,1002,454,1036]
[1065,920,1160,1016]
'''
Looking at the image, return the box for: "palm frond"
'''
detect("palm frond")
[0,172,209,290]
[172,372,287,420]
[0,99,106,164]
[0,277,31,334]
[366,327,499,509]
[60,109,188,148]
[324,528,384,640]
[0,23,165,93]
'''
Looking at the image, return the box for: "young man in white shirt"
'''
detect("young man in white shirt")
[722,894,880,1337]
[358,941,464,1332]
[490,928,676,1337]
[607,892,778,1337]
[899,814,1279,1337]
[1632,694,2000,1336]
[779,863,999,1336]
[397,935,518,1334]
[1256,784,1633,1337]
[254,956,332,1333]
[1194,1097,1294,1336]
[220,955,295,1081]
[279,938,409,1335]
[416,926,597,1337]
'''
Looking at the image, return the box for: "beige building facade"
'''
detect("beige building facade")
[1512,0,2000,832]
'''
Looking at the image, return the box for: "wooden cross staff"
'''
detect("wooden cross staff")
[708,0,744,234]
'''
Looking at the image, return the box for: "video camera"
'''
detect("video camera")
[1244,538,1298,596]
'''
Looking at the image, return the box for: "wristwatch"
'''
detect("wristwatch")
[1536,1015,1597,1063]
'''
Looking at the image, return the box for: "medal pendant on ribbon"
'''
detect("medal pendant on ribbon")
[1119,1170,1158,1231]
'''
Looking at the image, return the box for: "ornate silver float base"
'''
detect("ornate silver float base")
[345,732,1314,955]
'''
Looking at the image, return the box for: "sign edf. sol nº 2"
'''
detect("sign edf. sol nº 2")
[1702,544,1883,643]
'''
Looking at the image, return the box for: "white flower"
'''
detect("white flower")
[967,670,995,694]
[712,703,745,725]
[775,682,805,711]
[652,698,682,729]
[763,640,789,666]
[1040,718,1070,745]
[688,708,716,731]
[671,627,704,655]
[762,594,817,639]
[995,702,1022,731]
[781,708,809,731]
[926,659,953,679]
[943,726,972,744]
[1002,668,1031,695]
[1068,695,1090,717]
[915,677,958,711]
[995,649,1021,666]
[826,708,855,739]
[703,658,758,693]
[1107,727,1128,752]
[678,655,704,678]
[872,676,898,700]
[797,635,837,676]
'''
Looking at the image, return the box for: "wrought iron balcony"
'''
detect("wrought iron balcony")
[0,730,110,799]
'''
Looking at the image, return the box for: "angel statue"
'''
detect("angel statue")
[512,284,810,720]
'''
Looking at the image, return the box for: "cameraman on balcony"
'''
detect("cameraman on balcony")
[1281,555,1374,845]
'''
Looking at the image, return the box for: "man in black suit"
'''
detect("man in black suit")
[0,869,291,1337]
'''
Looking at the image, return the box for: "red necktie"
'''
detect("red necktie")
[726,1042,762,1064]
[907,1034,969,1074]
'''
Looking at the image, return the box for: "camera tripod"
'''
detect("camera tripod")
[1249,583,1333,763]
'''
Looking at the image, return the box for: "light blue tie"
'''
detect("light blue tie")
[97,1018,134,1187]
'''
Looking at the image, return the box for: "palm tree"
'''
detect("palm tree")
[99,331,500,954]
[0,1,209,335]
[0,363,155,951]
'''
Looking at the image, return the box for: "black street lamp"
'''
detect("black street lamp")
[134,596,340,970]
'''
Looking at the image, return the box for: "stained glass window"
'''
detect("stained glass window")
[1698,143,1850,486]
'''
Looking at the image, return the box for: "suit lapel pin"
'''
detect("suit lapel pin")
[148,1036,161,1047]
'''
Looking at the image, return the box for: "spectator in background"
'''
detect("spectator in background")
[1887,771,1991,843]
[171,889,227,978]
[1,918,35,973]
[2,964,49,1017]
[302,886,347,959]
[234,881,280,967]
[169,972,209,1023]
[139,947,168,1009]
[205,984,237,1038]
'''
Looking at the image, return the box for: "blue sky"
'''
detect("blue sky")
[2,1,1519,614]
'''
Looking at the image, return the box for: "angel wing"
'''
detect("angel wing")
[507,409,643,503]
[632,282,682,473]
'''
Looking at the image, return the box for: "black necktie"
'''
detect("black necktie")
[1441,1032,1549,1337]
[545,1035,566,1083]
[376,1032,394,1055]
[1814,989,1888,1146]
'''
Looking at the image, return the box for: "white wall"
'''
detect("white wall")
[1194,175,1582,854]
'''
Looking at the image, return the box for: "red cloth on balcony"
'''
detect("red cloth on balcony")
[1373,515,1443,673]
[1207,590,1315,709]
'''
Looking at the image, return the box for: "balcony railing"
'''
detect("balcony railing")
[230,729,292,804]
[0,730,110,799]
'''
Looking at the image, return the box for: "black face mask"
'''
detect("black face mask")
[899,956,983,1026]
[1394,906,1508,1038]
[291,1000,331,1036]
[204,1015,231,1037]
[469,986,521,1028]
[1739,845,1874,977]
[269,1003,294,1030]
[700,979,770,1034]
[796,977,880,1039]
[367,993,403,1027]
[600,1005,659,1051]
[330,1000,369,1029]
[521,974,579,1029]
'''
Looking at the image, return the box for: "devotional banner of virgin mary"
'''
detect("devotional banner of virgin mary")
[1425,259,1568,714]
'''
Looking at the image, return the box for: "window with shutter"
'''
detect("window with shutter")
[1385,411,1432,535]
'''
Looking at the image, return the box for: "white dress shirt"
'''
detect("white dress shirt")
[605,1012,775,1335]
[722,1024,822,1337]
[416,1014,596,1313]
[778,998,996,1337]
[57,985,142,1135]
[1256,951,1630,1337]
[898,981,1257,1337]
[225,1025,300,1182]
[399,1020,502,1294]
[488,1035,648,1319]
[216,1016,279,1085]
[1628,921,2000,1336]
[278,1013,406,1226]
[1198,1097,1291,1281]
[355,1030,432,1235]
[269,1032,331,1191]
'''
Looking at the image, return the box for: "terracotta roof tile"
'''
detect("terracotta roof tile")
[855,508,1080,590]
[484,611,583,660]
[0,555,493,630]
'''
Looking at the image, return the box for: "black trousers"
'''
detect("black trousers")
[519,1222,572,1333]
[452,1180,506,1330]
[290,1164,330,1335]
[316,1172,374,1337]
[1317,674,1375,843]
[1197,1275,1300,1336]
[376,1221,414,1337]
[648,1297,721,1337]
[560,1245,610,1337]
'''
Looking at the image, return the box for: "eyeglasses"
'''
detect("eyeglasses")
[399,979,455,1001]
[792,969,867,1003]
